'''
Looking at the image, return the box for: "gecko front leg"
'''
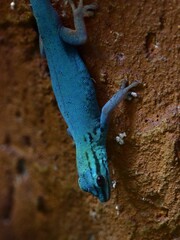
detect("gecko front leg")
[59,0,97,45]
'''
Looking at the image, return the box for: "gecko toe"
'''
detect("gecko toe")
[120,80,128,89]
[83,3,98,17]
[84,3,98,11]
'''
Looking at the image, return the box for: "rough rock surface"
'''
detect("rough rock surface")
[0,0,179,239]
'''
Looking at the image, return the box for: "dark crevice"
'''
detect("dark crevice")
[21,135,32,147]
[159,14,165,30]
[37,196,47,213]
[16,158,26,175]
[145,32,157,58]
[1,171,14,221]
[2,185,14,221]
[174,139,180,164]
[15,110,21,118]
[4,133,11,145]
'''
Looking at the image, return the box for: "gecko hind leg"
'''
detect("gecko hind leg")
[100,81,140,129]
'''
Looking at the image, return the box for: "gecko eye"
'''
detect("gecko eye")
[96,175,105,187]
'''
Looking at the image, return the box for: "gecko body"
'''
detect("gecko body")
[30,0,139,202]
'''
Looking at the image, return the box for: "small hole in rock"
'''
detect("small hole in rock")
[37,196,47,213]
[16,158,26,175]
[15,110,21,118]
[40,118,45,124]
[22,135,31,146]
[4,134,11,145]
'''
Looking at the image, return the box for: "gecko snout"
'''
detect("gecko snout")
[78,172,111,202]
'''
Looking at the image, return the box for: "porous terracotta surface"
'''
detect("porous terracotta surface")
[0,0,179,239]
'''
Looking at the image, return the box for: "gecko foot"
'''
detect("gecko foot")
[67,0,97,18]
[122,80,140,100]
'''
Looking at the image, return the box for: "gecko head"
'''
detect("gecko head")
[77,147,111,202]
[78,172,111,202]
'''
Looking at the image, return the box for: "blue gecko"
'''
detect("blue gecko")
[30,0,139,202]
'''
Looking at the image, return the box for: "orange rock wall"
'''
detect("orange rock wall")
[0,0,179,239]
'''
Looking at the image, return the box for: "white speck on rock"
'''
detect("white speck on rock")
[10,1,15,10]
[112,180,117,189]
[130,91,138,98]
[115,205,120,216]
[115,132,127,145]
